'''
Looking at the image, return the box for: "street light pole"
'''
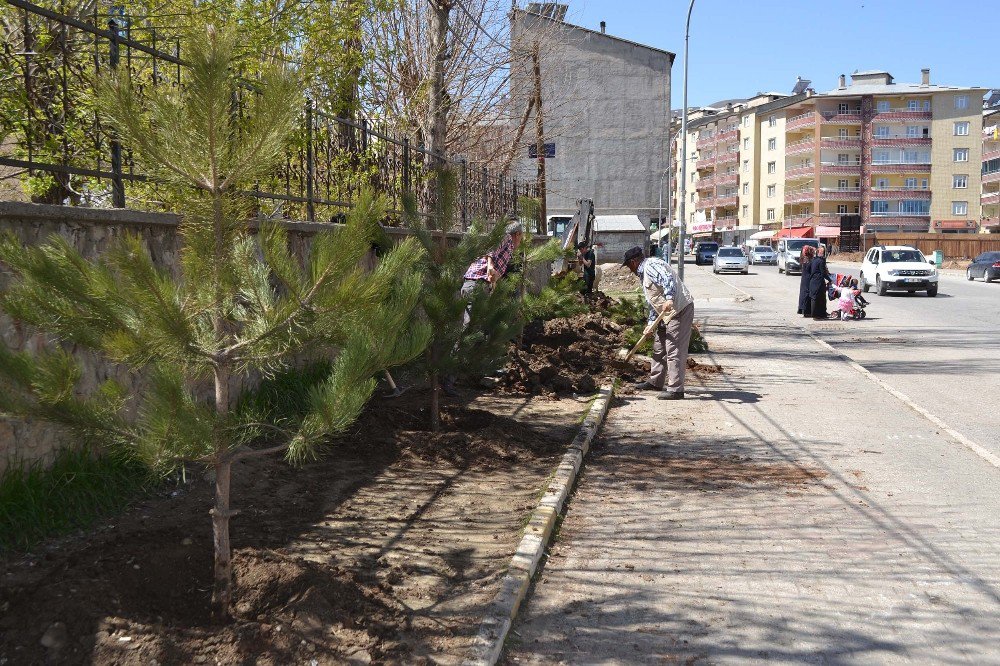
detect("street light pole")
[677,0,695,282]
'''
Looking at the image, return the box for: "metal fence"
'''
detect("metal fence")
[0,0,536,229]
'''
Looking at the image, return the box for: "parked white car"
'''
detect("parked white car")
[713,247,749,274]
[860,245,939,297]
[776,238,820,275]
[749,245,776,265]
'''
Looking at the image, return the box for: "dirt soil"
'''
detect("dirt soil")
[0,389,589,665]
[687,357,724,375]
[498,312,645,396]
[597,263,639,294]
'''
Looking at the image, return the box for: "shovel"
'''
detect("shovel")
[617,307,679,361]
[382,370,409,398]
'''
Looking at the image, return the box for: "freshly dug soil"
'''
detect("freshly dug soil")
[687,357,724,375]
[597,263,639,294]
[498,312,644,395]
[0,389,585,665]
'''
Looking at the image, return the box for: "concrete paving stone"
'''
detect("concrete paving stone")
[503,265,1000,665]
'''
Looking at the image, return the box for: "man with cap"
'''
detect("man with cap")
[622,246,694,400]
[460,218,523,327]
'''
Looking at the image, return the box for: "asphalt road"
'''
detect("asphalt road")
[697,257,1000,462]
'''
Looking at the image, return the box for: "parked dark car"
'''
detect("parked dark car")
[966,251,1000,283]
[694,242,719,266]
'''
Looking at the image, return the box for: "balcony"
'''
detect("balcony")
[984,170,1000,184]
[714,195,738,208]
[870,187,931,200]
[874,108,933,123]
[820,187,862,200]
[871,135,931,147]
[984,148,1000,162]
[819,109,862,125]
[786,111,816,131]
[715,129,738,146]
[716,151,739,166]
[696,132,716,149]
[714,215,738,230]
[786,137,814,156]
[696,175,715,190]
[866,216,931,231]
[696,156,715,170]
[819,159,862,175]
[785,161,815,179]
[821,136,863,150]
[785,187,814,205]
[871,161,931,174]
[870,211,931,220]
[715,172,738,187]
[983,191,1000,206]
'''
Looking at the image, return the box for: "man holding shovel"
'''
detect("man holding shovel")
[622,246,694,400]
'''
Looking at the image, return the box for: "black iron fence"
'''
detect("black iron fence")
[0,0,536,229]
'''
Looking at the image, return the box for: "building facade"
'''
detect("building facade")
[512,8,674,227]
[983,108,1000,233]
[673,70,990,240]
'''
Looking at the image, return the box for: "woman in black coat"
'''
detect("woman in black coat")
[797,245,816,317]
[808,246,832,319]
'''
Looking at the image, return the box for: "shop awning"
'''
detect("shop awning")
[815,225,841,238]
[748,230,776,241]
[774,226,814,239]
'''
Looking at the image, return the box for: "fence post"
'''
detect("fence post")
[513,177,519,221]
[481,166,488,218]
[402,138,411,193]
[305,99,315,222]
[108,19,126,208]
[460,159,468,231]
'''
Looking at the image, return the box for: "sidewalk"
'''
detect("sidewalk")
[503,294,1000,664]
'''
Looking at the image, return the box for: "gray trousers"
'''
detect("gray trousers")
[461,279,490,328]
[649,303,695,393]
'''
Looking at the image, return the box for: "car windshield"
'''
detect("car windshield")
[753,247,771,254]
[718,248,743,257]
[980,252,1000,262]
[786,240,818,252]
[699,243,718,251]
[883,250,924,263]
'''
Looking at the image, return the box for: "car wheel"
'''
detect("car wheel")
[927,285,938,297]
[987,271,994,284]
[860,273,870,293]
[876,275,887,296]
[742,269,749,275]
[967,268,974,281]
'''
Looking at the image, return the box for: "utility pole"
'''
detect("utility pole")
[677,0,696,281]
[532,42,547,235]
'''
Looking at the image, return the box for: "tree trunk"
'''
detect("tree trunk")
[531,43,547,236]
[210,455,235,621]
[430,369,440,433]
[424,0,452,220]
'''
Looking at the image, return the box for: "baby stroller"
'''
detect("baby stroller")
[830,273,867,320]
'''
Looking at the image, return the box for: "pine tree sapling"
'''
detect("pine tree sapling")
[0,25,429,620]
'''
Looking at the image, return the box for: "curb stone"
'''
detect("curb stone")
[464,383,615,666]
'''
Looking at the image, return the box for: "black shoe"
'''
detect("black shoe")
[634,381,661,391]
[657,391,685,400]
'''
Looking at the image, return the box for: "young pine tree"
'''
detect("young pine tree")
[0,25,429,619]
[407,175,522,431]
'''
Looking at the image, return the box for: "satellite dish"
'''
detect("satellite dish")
[791,78,812,95]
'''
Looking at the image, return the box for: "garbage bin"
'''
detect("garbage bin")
[933,250,944,267]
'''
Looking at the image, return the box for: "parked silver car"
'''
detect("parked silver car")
[749,245,776,265]
[713,247,749,274]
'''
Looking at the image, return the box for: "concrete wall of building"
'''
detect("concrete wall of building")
[930,92,983,225]
[759,110,788,226]
[593,230,648,264]
[0,202,550,472]
[513,13,672,225]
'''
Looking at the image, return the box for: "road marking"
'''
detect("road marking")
[708,271,756,300]
[805,330,1000,471]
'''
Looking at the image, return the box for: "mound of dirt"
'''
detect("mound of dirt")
[598,262,639,293]
[687,357,723,375]
[498,312,644,395]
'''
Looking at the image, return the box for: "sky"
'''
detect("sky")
[561,0,997,108]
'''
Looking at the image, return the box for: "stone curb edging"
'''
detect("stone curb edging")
[463,383,616,666]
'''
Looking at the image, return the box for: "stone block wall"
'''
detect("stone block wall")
[0,202,549,472]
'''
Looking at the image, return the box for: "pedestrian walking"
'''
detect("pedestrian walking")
[622,246,694,400]
[797,245,816,316]
[808,244,832,320]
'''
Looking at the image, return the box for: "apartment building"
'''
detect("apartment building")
[780,69,987,235]
[673,70,989,241]
[983,108,1000,233]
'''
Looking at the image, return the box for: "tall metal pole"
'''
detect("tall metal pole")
[677,0,695,281]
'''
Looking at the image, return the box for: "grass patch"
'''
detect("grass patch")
[0,446,153,554]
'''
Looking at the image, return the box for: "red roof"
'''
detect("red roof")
[774,226,814,239]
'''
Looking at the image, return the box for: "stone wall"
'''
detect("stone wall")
[0,202,548,472]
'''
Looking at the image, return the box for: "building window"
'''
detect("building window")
[768,115,776,128]
[837,205,848,214]
[954,148,969,162]
[904,177,918,189]
[901,200,929,214]
[767,138,776,151]
[876,178,889,188]
[953,174,968,189]
[955,95,968,109]
[838,153,851,165]
[742,159,749,173]
[838,102,849,113]
[743,137,750,149]
[872,200,889,214]
[854,206,860,214]
[953,201,968,216]
[767,161,776,174]
[743,116,750,127]
[742,205,748,216]
[766,208,775,221]
[906,126,921,138]
[691,192,696,202]
[921,178,928,189]
[954,121,970,136]
[767,185,776,198]
[877,100,890,112]
[838,128,849,139]
[874,150,890,164]
[874,125,889,138]
[838,179,849,189]
[907,100,920,111]
[742,182,749,195]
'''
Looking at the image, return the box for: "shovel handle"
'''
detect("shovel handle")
[623,307,678,362]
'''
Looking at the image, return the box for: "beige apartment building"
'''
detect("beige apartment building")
[983,108,1000,233]
[673,70,990,242]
